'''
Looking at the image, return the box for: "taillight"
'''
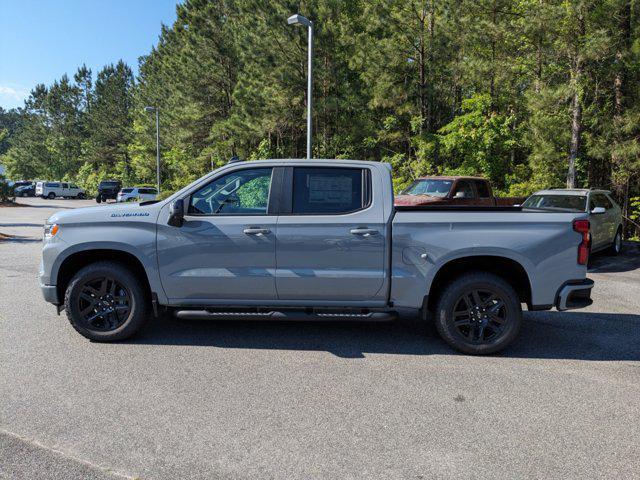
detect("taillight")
[573,219,590,265]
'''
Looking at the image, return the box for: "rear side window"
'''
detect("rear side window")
[475,181,491,198]
[453,181,475,199]
[46,182,60,188]
[121,188,134,193]
[292,167,368,214]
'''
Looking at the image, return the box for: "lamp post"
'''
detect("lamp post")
[287,13,313,160]
[144,106,160,193]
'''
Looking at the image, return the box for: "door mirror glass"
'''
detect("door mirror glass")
[168,199,184,227]
[591,206,606,214]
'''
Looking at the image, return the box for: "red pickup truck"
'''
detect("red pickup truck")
[394,176,525,207]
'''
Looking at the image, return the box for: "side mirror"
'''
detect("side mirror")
[454,191,466,199]
[168,199,184,227]
[591,206,606,215]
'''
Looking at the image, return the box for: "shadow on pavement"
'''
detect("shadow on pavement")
[128,310,640,361]
[588,241,640,273]
[0,223,43,228]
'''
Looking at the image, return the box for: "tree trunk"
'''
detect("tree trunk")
[567,11,585,189]
[567,80,582,189]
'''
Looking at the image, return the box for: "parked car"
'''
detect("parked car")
[15,183,35,197]
[40,159,594,355]
[11,180,33,190]
[35,181,86,199]
[117,186,158,203]
[523,189,623,255]
[96,180,122,203]
[394,176,525,207]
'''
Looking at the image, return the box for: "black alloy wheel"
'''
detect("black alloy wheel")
[451,288,508,344]
[65,261,148,341]
[76,276,131,332]
[434,272,522,355]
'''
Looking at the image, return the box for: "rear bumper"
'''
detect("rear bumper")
[555,278,594,311]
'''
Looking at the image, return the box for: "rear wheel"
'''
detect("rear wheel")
[47,192,55,199]
[64,261,148,341]
[434,272,522,355]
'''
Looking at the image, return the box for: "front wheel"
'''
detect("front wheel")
[77,192,86,199]
[434,272,522,355]
[607,228,622,256]
[64,261,148,341]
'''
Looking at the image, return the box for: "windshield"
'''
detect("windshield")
[523,194,587,212]
[403,179,453,197]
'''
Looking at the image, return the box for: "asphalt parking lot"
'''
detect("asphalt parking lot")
[1,197,639,480]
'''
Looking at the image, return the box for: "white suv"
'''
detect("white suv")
[117,186,158,203]
[35,181,86,199]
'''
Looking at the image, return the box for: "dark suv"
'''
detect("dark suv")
[96,180,122,203]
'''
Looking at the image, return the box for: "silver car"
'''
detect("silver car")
[523,189,623,255]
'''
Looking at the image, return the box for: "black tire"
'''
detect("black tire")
[77,192,86,199]
[47,192,55,199]
[434,272,522,355]
[96,195,102,203]
[64,261,148,341]
[607,228,622,256]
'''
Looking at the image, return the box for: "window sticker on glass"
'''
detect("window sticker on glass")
[308,175,353,204]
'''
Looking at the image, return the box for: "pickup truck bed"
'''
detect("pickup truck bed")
[40,159,593,354]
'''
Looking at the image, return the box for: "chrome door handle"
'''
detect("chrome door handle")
[350,228,378,237]
[243,227,271,235]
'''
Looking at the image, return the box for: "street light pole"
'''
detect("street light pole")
[144,106,161,193]
[288,14,313,160]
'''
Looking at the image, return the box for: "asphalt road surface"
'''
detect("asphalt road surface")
[1,197,639,480]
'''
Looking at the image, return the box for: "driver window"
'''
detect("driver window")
[453,181,475,198]
[188,167,273,215]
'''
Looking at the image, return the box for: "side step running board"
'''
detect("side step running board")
[174,310,397,322]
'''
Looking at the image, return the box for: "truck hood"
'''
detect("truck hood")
[47,202,162,225]
[394,194,446,206]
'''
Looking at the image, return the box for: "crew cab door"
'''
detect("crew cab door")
[157,166,278,303]
[275,166,387,302]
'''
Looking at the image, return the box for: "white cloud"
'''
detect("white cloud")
[0,85,30,108]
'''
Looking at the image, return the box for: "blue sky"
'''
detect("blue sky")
[0,0,178,109]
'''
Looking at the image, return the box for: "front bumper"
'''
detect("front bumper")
[555,278,594,311]
[40,281,60,305]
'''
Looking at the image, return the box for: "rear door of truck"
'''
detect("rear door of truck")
[274,165,388,302]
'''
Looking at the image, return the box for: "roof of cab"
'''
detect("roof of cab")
[227,158,388,168]
[532,188,610,196]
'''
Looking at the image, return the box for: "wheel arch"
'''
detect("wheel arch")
[55,248,153,306]
[426,255,532,311]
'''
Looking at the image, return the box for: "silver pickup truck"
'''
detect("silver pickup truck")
[39,159,594,354]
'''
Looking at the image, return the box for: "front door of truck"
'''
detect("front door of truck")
[157,167,278,303]
[275,166,387,302]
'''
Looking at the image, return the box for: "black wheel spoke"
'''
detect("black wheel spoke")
[452,287,509,345]
[76,275,131,332]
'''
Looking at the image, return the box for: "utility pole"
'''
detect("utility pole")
[288,14,313,159]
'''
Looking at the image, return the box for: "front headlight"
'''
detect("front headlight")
[44,223,59,238]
